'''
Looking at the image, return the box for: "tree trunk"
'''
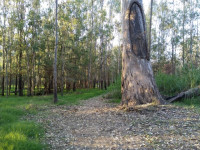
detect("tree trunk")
[121,0,166,106]
[19,46,23,96]
[93,78,96,89]
[148,0,153,55]
[53,0,58,103]
[15,75,18,96]
[73,82,76,92]
[171,0,175,74]
[61,45,65,96]
[18,1,24,96]
[66,82,71,92]
[9,30,13,96]
[182,0,186,65]
[1,0,6,96]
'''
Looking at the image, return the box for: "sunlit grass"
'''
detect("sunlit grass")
[0,96,48,150]
[0,88,108,149]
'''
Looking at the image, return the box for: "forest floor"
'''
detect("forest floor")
[25,96,200,150]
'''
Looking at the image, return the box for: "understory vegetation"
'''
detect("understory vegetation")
[155,66,200,110]
[156,65,200,96]
[106,66,200,110]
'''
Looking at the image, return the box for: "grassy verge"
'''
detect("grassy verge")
[57,89,106,105]
[0,96,49,150]
[174,97,200,112]
[0,88,107,150]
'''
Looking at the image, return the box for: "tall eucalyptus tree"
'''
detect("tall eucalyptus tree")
[121,0,166,106]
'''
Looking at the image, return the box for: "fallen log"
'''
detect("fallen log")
[167,86,200,103]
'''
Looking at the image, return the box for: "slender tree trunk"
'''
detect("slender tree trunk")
[121,0,166,107]
[15,75,18,95]
[171,0,175,74]
[1,0,6,96]
[73,82,76,92]
[2,56,5,96]
[32,53,36,95]
[19,30,23,96]
[18,2,24,96]
[100,0,104,90]
[9,30,13,95]
[93,78,96,89]
[25,37,32,96]
[9,58,12,96]
[189,0,193,62]
[182,0,186,66]
[104,53,107,90]
[6,32,9,97]
[53,0,58,103]
[149,0,153,55]
[196,8,199,65]
[66,82,71,92]
[61,45,65,96]
[171,39,175,74]
[37,54,41,92]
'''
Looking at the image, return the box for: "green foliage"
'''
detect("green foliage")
[155,66,200,96]
[181,65,200,88]
[104,77,121,104]
[155,72,188,96]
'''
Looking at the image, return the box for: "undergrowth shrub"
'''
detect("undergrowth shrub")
[155,65,200,96]
[104,78,121,103]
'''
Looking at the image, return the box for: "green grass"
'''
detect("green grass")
[0,88,107,150]
[0,96,49,150]
[174,97,200,112]
[103,78,122,104]
[56,89,107,105]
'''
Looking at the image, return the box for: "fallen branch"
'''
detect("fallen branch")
[167,86,200,103]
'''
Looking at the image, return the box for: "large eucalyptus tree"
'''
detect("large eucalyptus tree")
[121,0,166,106]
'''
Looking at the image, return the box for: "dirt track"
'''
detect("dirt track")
[30,96,200,149]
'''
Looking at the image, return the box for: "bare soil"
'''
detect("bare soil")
[28,96,200,150]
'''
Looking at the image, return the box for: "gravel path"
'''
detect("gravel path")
[31,96,200,150]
